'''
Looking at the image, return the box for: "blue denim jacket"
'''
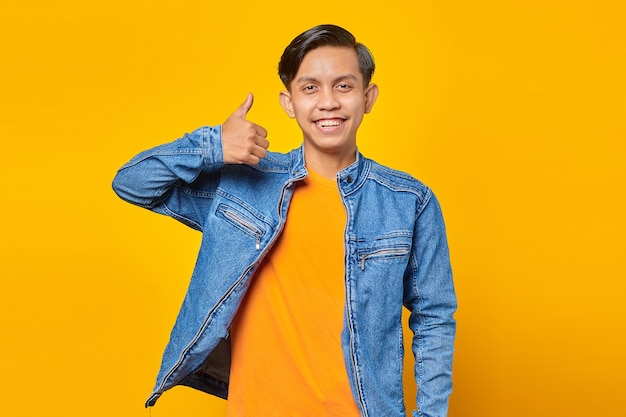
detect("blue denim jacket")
[112,125,456,417]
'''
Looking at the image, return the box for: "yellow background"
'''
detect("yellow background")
[1,1,624,416]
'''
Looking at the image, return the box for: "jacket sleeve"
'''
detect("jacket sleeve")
[112,125,224,231]
[403,191,457,417]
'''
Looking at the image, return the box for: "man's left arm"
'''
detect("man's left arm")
[403,191,457,417]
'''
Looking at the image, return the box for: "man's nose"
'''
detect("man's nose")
[317,88,340,110]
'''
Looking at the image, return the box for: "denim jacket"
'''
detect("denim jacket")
[112,125,456,417]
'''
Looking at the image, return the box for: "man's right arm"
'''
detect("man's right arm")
[111,93,269,231]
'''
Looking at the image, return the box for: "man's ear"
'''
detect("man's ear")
[364,83,379,114]
[279,90,296,118]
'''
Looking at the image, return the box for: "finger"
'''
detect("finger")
[247,154,261,165]
[256,136,269,150]
[231,93,254,120]
[255,124,268,138]
[250,144,267,161]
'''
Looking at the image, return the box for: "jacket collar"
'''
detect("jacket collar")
[288,145,308,182]
[337,150,369,196]
[289,145,369,195]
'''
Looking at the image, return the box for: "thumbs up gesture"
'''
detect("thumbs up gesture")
[222,93,269,165]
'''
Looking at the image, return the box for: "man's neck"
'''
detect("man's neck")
[303,147,357,180]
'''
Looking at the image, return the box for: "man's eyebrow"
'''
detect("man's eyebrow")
[334,74,358,83]
[295,76,318,84]
[295,73,359,84]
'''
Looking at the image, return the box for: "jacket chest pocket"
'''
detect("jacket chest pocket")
[216,203,265,250]
[356,232,412,271]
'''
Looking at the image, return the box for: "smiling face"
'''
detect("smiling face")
[279,46,378,175]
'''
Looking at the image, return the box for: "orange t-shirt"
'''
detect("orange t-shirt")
[225,168,361,417]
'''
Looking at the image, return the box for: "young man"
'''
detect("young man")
[113,24,456,417]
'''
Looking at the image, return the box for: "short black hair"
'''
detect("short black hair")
[278,24,375,90]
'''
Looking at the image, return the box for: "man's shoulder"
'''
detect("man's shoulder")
[364,158,432,202]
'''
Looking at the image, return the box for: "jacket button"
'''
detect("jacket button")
[346,175,353,183]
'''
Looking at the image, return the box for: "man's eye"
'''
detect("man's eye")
[303,85,316,91]
[338,84,352,90]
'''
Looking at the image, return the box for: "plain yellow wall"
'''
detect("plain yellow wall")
[1,1,624,416]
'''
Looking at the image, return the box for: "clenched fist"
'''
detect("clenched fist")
[222,93,269,165]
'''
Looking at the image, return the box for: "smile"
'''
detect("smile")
[315,119,344,128]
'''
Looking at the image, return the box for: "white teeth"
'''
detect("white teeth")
[316,119,342,127]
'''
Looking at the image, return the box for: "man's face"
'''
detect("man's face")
[280,46,378,166]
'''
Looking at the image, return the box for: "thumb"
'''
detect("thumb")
[231,93,254,119]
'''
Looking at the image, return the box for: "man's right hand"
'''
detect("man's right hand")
[222,93,269,165]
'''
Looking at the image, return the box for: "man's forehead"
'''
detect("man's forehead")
[295,73,359,84]
[295,46,361,78]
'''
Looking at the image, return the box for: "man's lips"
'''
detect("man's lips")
[314,118,345,128]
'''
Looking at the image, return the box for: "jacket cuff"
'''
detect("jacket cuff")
[201,125,224,168]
